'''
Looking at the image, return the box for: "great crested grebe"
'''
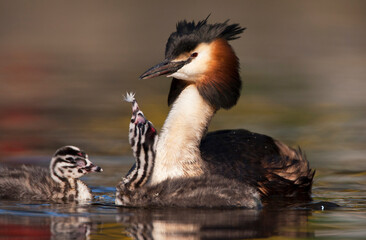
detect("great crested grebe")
[139,18,314,200]
[0,146,102,201]
[115,93,261,208]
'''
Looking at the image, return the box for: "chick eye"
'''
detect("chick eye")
[190,52,198,58]
[66,157,76,163]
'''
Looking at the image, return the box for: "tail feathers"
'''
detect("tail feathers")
[273,141,313,181]
[259,141,315,200]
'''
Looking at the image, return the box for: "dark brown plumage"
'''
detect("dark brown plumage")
[200,130,315,200]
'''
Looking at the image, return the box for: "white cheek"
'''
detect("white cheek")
[168,50,211,81]
[190,58,206,73]
[167,71,190,80]
[167,61,205,81]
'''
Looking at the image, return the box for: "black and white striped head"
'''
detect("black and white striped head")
[50,146,103,183]
[124,92,158,148]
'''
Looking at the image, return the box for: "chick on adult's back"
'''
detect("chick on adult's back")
[115,93,261,208]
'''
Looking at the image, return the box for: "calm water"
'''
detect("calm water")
[0,158,365,239]
[1,1,366,239]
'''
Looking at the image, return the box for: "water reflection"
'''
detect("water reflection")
[116,207,313,239]
[50,215,93,240]
[0,202,95,240]
[0,198,317,240]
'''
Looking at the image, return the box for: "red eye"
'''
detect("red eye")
[191,52,198,58]
[78,152,83,157]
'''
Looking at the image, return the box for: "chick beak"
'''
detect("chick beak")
[86,164,103,173]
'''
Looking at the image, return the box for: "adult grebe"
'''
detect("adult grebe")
[115,93,261,208]
[139,18,314,200]
[0,146,102,201]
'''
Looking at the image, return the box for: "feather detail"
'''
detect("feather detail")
[166,18,246,59]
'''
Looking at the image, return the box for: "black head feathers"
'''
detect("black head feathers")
[165,18,246,59]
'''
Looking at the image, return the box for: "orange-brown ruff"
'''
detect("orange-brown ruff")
[140,18,314,201]
[196,39,241,110]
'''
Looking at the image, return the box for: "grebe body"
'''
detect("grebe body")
[115,93,261,208]
[139,18,314,200]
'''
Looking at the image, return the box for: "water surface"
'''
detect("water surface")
[1,157,365,239]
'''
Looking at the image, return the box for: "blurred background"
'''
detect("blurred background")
[0,0,365,171]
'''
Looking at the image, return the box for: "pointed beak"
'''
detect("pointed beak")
[78,158,103,173]
[86,164,103,173]
[91,165,103,172]
[139,59,187,80]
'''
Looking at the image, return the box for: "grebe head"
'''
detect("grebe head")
[133,111,157,142]
[139,17,245,110]
[50,146,103,182]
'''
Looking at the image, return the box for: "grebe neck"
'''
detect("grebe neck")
[149,84,215,185]
[50,159,64,184]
